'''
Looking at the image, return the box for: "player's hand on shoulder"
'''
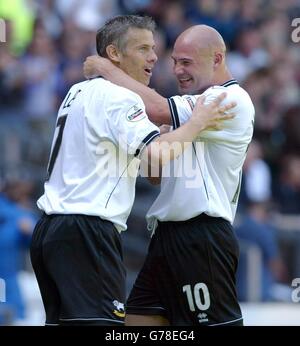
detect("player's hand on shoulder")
[191,92,236,131]
[83,55,112,79]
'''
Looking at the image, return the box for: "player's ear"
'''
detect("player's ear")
[213,52,223,69]
[106,44,121,63]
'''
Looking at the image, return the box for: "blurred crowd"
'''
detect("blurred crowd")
[1,0,300,325]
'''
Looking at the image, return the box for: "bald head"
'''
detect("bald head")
[175,25,226,55]
[172,25,231,94]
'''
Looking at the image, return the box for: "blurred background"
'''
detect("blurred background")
[0,0,300,326]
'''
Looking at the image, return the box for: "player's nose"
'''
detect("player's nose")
[148,50,158,64]
[173,63,184,76]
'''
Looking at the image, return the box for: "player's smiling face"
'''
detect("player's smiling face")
[118,28,157,86]
[172,39,214,95]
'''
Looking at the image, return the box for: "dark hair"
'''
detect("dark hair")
[96,15,156,57]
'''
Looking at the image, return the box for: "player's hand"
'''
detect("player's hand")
[159,124,172,135]
[83,55,113,79]
[190,92,236,131]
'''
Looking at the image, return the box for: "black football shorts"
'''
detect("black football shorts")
[30,214,126,325]
[126,213,243,326]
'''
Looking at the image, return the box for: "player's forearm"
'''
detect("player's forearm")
[142,120,203,168]
[142,92,236,169]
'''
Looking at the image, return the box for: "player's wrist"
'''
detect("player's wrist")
[102,59,118,76]
[189,115,206,132]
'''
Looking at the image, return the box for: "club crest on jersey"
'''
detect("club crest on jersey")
[126,105,146,122]
[186,96,195,110]
[112,300,125,318]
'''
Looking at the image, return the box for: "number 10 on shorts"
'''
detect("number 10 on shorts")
[183,283,211,311]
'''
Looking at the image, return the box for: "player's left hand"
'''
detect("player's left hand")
[83,55,112,79]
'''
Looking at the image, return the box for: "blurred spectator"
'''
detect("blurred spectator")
[242,68,272,135]
[36,0,63,39]
[269,56,299,116]
[55,0,120,29]
[281,105,300,155]
[235,201,289,302]
[227,25,270,82]
[18,20,58,168]
[55,26,90,104]
[214,0,240,48]
[239,140,272,211]
[21,21,58,121]
[186,0,220,29]
[0,20,25,112]
[238,0,263,26]
[0,181,37,325]
[118,0,151,14]
[260,11,291,62]
[160,1,189,48]
[275,155,300,214]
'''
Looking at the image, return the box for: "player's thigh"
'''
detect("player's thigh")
[126,235,170,324]
[125,314,170,326]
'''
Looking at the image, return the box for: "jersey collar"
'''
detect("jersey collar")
[88,76,104,81]
[220,79,239,87]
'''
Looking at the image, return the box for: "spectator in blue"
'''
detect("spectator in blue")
[275,154,300,214]
[0,181,37,324]
[235,200,287,302]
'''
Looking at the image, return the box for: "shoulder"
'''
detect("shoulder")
[204,85,251,104]
[75,78,144,113]
[92,78,142,98]
[205,84,255,116]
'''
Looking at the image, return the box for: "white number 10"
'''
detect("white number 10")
[182,283,211,311]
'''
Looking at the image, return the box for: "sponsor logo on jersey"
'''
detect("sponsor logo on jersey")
[112,300,125,318]
[126,105,146,122]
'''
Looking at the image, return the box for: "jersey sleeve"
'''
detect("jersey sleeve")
[168,86,255,144]
[106,90,160,156]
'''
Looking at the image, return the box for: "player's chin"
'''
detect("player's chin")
[142,76,151,86]
[178,85,192,95]
[178,81,194,94]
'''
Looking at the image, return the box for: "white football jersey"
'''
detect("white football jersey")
[37,78,159,232]
[147,80,255,229]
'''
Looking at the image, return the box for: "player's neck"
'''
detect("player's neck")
[213,66,234,86]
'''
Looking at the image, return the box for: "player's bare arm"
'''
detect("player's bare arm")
[146,124,171,185]
[84,56,236,127]
[84,55,169,124]
[141,93,236,169]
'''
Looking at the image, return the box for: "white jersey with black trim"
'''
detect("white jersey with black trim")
[37,78,159,232]
[147,80,255,229]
